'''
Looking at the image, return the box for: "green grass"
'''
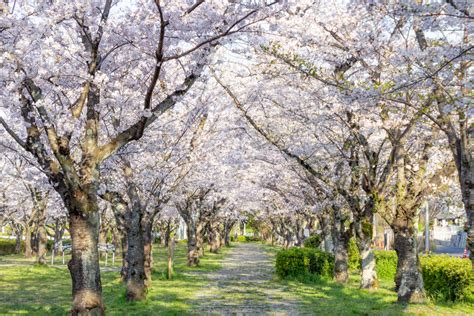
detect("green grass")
[261,243,474,316]
[1,242,473,315]
[0,243,230,315]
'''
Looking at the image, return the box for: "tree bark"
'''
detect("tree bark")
[36,224,48,265]
[196,221,205,257]
[124,209,146,301]
[394,225,426,303]
[14,225,23,254]
[186,220,199,266]
[355,219,378,289]
[208,223,220,253]
[120,233,128,281]
[142,222,154,287]
[332,207,351,283]
[68,209,104,315]
[24,225,33,257]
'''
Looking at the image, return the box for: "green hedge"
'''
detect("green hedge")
[275,247,334,279]
[236,235,261,242]
[303,234,321,248]
[421,255,473,302]
[374,250,398,280]
[348,238,361,271]
[0,239,22,255]
[374,250,473,302]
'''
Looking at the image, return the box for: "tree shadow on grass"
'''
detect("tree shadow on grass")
[288,278,405,315]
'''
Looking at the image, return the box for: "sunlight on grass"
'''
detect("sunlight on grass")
[0,243,230,315]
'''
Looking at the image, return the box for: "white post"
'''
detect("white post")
[62,250,65,265]
[51,249,54,265]
[112,251,115,266]
[243,223,246,236]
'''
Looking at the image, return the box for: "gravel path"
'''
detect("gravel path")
[190,243,301,316]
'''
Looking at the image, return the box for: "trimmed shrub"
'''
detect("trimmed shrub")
[275,247,306,278]
[245,235,261,242]
[421,255,473,302]
[348,238,361,271]
[303,234,322,249]
[0,239,23,255]
[275,247,334,279]
[236,235,261,242]
[374,250,473,302]
[306,249,334,277]
[374,250,397,280]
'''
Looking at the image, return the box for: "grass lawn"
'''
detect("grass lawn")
[263,243,474,315]
[0,242,230,315]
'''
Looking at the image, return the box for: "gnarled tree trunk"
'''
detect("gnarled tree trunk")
[332,206,352,283]
[24,225,33,257]
[393,224,425,304]
[355,218,378,289]
[36,225,48,265]
[186,220,199,266]
[143,222,154,287]
[68,201,104,316]
[208,223,220,253]
[124,209,146,301]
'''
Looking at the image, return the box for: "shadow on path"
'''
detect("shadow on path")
[190,243,301,315]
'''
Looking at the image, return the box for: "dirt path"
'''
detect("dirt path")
[190,243,301,315]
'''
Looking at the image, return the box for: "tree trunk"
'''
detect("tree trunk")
[332,207,351,283]
[196,222,205,257]
[167,237,175,279]
[186,221,199,267]
[460,131,473,271]
[142,223,153,287]
[15,226,23,254]
[24,226,33,257]
[208,224,220,253]
[224,222,232,247]
[394,226,426,304]
[333,239,349,283]
[36,224,48,265]
[53,221,65,252]
[355,220,378,289]
[164,222,171,247]
[68,210,104,315]
[120,233,128,281]
[124,210,146,301]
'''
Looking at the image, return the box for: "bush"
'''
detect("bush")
[236,235,261,242]
[245,235,261,242]
[275,247,334,279]
[374,250,473,302]
[306,249,334,277]
[0,239,22,255]
[421,255,473,302]
[303,234,322,248]
[348,238,361,271]
[374,250,397,280]
[275,247,306,278]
